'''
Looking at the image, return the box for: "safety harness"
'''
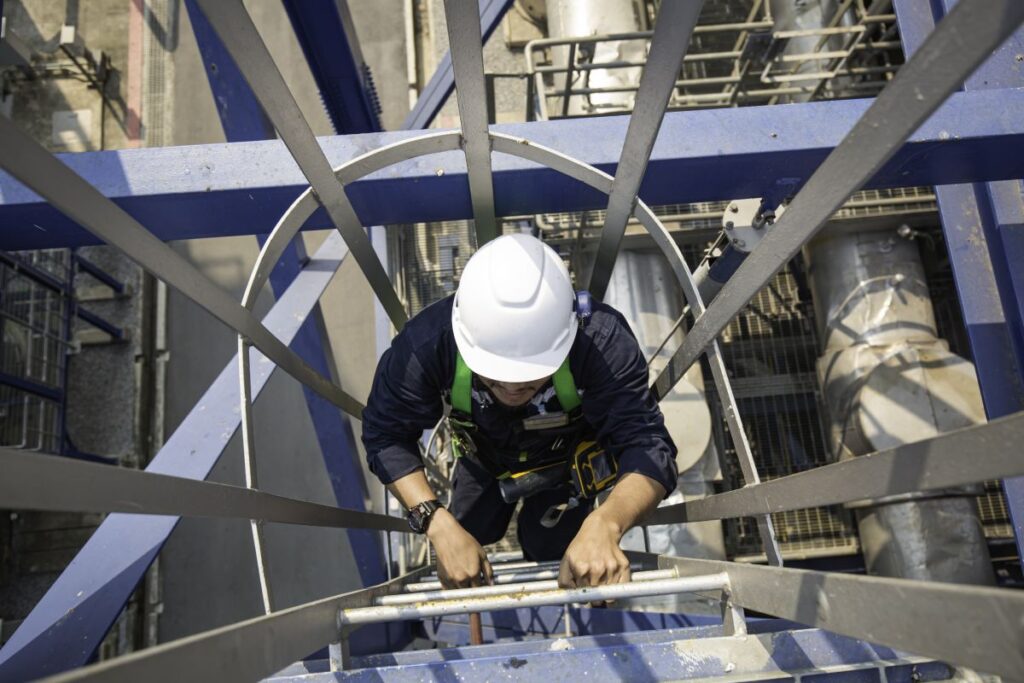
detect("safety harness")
[444,291,619,524]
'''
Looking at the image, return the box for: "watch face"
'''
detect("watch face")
[407,501,438,534]
[407,509,426,533]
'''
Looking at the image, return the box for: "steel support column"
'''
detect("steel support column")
[281,0,381,134]
[892,0,1024,560]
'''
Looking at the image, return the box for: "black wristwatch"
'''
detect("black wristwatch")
[407,500,442,534]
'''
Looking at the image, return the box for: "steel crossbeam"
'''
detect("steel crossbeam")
[652,0,1024,397]
[650,553,1024,680]
[280,0,382,134]
[585,0,705,298]
[3,90,1024,250]
[0,446,409,532]
[646,412,1024,525]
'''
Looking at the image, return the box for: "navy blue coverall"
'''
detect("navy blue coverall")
[362,295,678,560]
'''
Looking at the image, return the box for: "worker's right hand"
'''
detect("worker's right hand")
[426,508,493,589]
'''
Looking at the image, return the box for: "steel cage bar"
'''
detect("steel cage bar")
[0,446,410,533]
[0,115,365,420]
[190,0,408,331]
[442,0,498,245]
[585,0,706,299]
[652,0,1024,398]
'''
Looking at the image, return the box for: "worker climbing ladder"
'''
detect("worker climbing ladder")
[0,0,1023,680]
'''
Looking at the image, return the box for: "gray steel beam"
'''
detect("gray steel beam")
[652,0,1024,394]
[0,114,365,419]
[0,447,409,533]
[191,0,407,330]
[646,411,1024,524]
[586,0,705,298]
[651,553,1024,680]
[0,232,354,679]
[442,0,498,244]
[41,570,430,683]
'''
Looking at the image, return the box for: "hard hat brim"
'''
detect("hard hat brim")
[452,314,578,383]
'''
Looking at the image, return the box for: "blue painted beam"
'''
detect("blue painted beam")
[281,0,380,134]
[893,0,1024,563]
[403,0,514,130]
[186,0,389,587]
[300,627,953,682]
[0,235,351,681]
[183,0,273,142]
[3,89,1024,250]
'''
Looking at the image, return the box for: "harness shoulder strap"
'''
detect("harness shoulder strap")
[455,351,579,414]
[552,359,581,412]
[452,352,473,414]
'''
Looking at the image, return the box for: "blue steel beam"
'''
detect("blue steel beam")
[893,0,1024,561]
[0,235,351,681]
[297,627,953,682]
[281,0,380,134]
[2,89,1024,250]
[403,0,513,130]
[182,0,273,142]
[185,0,388,586]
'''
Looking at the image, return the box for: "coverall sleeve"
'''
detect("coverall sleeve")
[578,314,679,498]
[361,338,447,485]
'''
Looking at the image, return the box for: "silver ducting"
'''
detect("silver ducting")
[806,228,995,585]
[545,0,646,115]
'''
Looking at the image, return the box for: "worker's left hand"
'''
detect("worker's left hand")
[557,510,631,589]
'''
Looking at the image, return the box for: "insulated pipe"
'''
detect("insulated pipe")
[342,573,730,625]
[545,0,646,116]
[806,228,994,585]
[381,569,679,606]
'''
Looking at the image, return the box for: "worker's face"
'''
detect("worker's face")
[479,375,552,407]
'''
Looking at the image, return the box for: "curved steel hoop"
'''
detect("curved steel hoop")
[490,132,783,564]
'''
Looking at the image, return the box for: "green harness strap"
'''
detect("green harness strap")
[452,352,580,414]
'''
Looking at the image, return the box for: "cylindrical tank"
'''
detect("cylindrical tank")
[806,228,994,585]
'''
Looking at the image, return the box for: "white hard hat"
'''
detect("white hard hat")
[452,234,577,382]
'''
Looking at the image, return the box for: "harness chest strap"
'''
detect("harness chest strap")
[451,352,581,415]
